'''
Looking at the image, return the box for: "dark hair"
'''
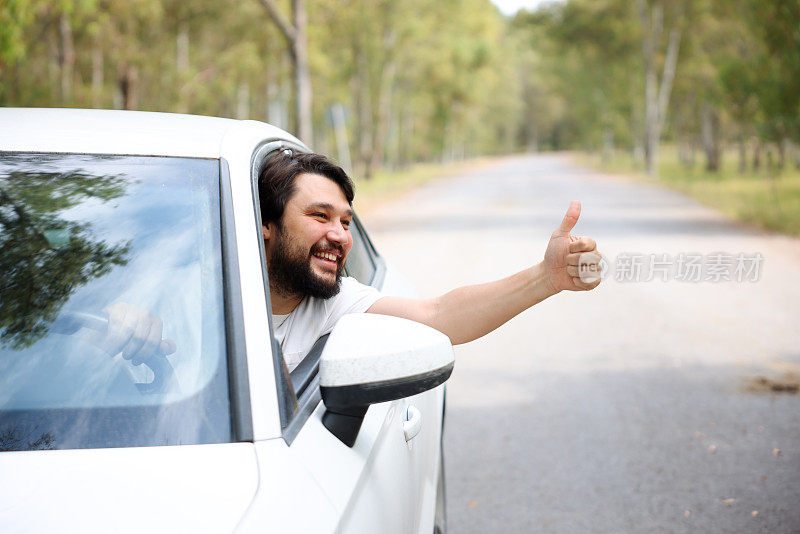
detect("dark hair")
[258,151,355,226]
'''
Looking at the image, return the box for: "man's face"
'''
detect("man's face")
[263,173,353,299]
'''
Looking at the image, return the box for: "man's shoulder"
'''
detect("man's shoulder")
[339,276,370,292]
[296,277,374,311]
[325,276,382,314]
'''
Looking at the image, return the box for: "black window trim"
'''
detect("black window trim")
[220,158,254,442]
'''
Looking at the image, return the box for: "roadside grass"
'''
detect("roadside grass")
[576,147,800,237]
[352,158,491,214]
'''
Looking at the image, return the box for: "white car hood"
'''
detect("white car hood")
[0,442,259,533]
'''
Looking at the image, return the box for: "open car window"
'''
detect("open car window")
[252,146,384,443]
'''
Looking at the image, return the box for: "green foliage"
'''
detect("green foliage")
[1,0,530,168]
[0,0,34,70]
[1,0,798,174]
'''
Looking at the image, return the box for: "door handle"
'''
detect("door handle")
[403,405,422,442]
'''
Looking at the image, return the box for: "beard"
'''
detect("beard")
[267,223,344,300]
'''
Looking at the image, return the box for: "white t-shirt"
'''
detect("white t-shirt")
[272,277,383,371]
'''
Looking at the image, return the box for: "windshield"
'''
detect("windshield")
[0,153,231,450]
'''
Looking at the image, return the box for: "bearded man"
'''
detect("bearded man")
[258,152,602,372]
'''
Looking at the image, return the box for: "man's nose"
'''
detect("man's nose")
[326,222,349,244]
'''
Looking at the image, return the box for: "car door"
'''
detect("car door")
[250,145,436,533]
[345,216,446,533]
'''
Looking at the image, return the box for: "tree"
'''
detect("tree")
[0,165,130,349]
[636,0,683,177]
[0,0,34,78]
[746,0,800,168]
[257,0,313,142]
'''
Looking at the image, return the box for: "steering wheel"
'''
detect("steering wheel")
[51,311,177,394]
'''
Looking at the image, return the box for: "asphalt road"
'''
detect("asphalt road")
[361,154,800,534]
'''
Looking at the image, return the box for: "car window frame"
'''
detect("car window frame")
[342,215,376,283]
[220,158,254,442]
[0,150,250,448]
[250,143,385,445]
[355,214,386,288]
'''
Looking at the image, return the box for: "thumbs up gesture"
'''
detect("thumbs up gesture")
[543,201,603,292]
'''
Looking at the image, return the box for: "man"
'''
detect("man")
[259,152,602,372]
[99,151,601,367]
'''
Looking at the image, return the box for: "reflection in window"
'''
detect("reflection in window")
[0,153,231,450]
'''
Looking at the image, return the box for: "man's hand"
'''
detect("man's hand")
[544,201,603,293]
[91,302,177,365]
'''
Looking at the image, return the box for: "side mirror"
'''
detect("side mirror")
[320,313,454,446]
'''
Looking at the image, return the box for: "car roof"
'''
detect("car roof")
[0,108,302,158]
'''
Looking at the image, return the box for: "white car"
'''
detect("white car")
[0,109,451,533]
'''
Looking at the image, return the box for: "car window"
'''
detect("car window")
[0,153,232,450]
[344,218,377,284]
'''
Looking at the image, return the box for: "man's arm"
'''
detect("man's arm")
[366,201,602,344]
[367,263,557,344]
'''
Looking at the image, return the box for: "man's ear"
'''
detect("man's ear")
[262,224,271,241]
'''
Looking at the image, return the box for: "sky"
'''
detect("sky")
[491,0,562,16]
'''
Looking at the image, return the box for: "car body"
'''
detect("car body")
[0,108,449,533]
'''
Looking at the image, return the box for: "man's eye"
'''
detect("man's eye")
[342,220,351,229]
[312,212,327,220]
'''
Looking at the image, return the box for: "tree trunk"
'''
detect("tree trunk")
[794,141,800,170]
[266,83,286,129]
[330,102,353,174]
[631,100,645,165]
[59,13,75,104]
[701,105,720,172]
[236,83,250,119]
[637,0,660,177]
[291,0,312,143]
[280,53,292,128]
[752,137,761,170]
[265,58,277,123]
[385,109,400,170]
[602,129,614,164]
[371,59,396,174]
[118,65,139,110]
[176,23,189,72]
[737,135,746,174]
[354,45,373,179]
[398,111,413,169]
[266,53,291,129]
[657,28,681,134]
[258,0,313,142]
[91,39,103,108]
[777,137,787,169]
[678,131,692,168]
[527,122,539,153]
[175,22,189,113]
[636,0,682,178]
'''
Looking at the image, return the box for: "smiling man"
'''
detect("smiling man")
[258,152,603,372]
[258,153,383,371]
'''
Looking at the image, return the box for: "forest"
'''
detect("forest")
[2,0,798,181]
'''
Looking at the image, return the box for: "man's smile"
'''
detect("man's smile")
[311,245,344,272]
[313,251,339,262]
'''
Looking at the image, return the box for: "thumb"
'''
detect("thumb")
[158,339,177,356]
[554,200,581,236]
